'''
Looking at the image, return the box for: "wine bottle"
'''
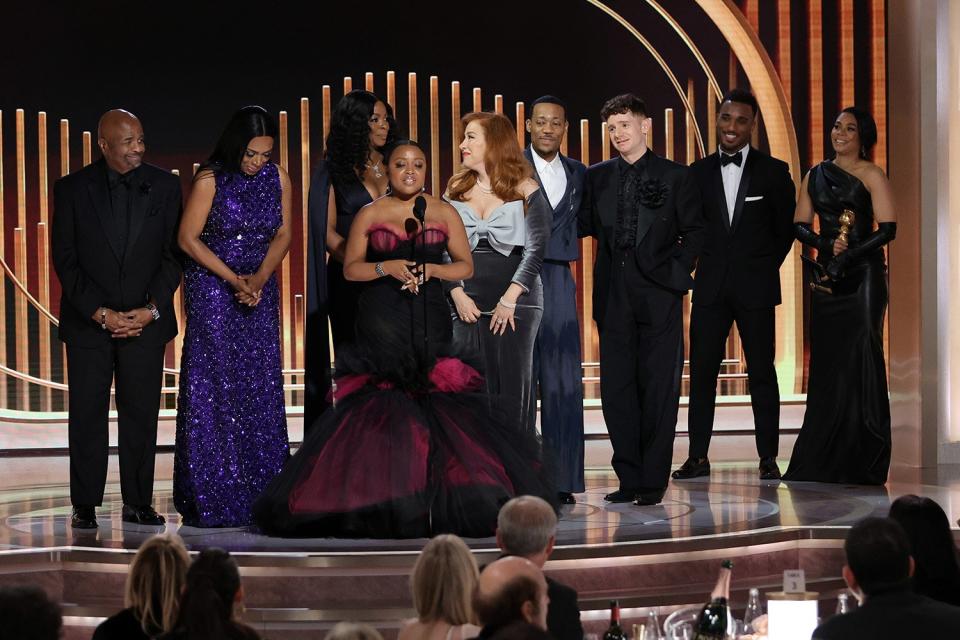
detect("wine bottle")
[603,600,627,640]
[694,560,735,640]
[743,587,762,634]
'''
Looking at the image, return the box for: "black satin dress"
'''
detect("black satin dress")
[328,174,374,348]
[784,162,891,485]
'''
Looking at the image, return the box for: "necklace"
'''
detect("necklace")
[475,179,493,194]
[366,159,383,179]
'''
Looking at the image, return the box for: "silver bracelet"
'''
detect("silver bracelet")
[375,262,386,277]
[497,297,517,309]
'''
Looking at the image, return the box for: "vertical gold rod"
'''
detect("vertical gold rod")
[664,109,675,161]
[515,102,525,149]
[839,0,855,110]
[300,98,310,295]
[579,120,596,380]
[870,0,886,171]
[322,86,332,154]
[745,0,759,30]
[294,295,304,406]
[278,111,293,405]
[408,73,418,141]
[707,84,717,153]
[472,88,482,113]
[365,72,374,92]
[16,109,27,230]
[14,228,29,409]
[686,79,696,164]
[429,76,440,196]
[494,95,503,115]
[0,110,6,402]
[343,76,352,95]
[777,0,792,106]
[82,131,92,166]
[451,81,462,175]
[59,119,70,176]
[386,71,396,112]
[808,0,824,164]
[37,113,51,410]
[602,120,611,161]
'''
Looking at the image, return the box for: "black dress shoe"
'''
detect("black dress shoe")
[671,457,711,480]
[604,489,639,503]
[633,489,666,506]
[558,492,576,505]
[71,506,97,529]
[759,457,782,480]
[121,504,166,525]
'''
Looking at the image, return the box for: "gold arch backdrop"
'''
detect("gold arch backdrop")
[0,0,887,420]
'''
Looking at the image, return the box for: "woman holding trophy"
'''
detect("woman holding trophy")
[784,107,897,485]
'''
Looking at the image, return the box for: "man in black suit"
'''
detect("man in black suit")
[523,95,586,505]
[813,517,960,639]
[579,94,705,506]
[496,496,583,640]
[673,89,795,482]
[472,556,550,639]
[52,109,182,529]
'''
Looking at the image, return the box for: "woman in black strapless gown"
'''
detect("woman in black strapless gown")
[785,107,897,485]
[254,141,556,538]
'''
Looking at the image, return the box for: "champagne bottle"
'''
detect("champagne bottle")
[743,587,762,634]
[694,560,735,640]
[603,600,627,640]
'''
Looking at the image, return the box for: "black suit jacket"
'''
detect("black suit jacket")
[52,159,182,347]
[524,147,586,262]
[813,590,960,640]
[689,148,795,309]
[578,152,705,330]
[546,576,584,640]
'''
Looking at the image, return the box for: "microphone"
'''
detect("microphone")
[413,195,427,225]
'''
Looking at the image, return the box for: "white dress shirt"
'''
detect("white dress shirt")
[720,144,749,225]
[530,148,568,210]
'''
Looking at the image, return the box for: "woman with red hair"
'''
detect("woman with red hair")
[446,112,551,432]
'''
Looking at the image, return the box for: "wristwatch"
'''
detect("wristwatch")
[145,302,160,322]
[99,307,107,331]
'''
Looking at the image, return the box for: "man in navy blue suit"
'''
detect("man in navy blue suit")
[523,96,586,505]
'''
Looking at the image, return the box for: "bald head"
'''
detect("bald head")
[475,556,549,630]
[98,109,144,173]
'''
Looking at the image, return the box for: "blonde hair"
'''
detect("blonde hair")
[411,534,480,625]
[325,621,384,640]
[124,533,190,636]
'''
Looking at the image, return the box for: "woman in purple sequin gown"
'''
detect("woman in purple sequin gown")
[175,107,292,527]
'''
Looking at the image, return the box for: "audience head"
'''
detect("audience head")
[716,88,758,154]
[526,95,568,159]
[889,495,960,595]
[449,111,533,203]
[324,621,384,640]
[833,106,877,160]
[125,533,190,636]
[326,90,398,181]
[842,517,913,600]
[200,105,278,177]
[489,621,554,640]
[384,139,427,197]
[496,495,558,566]
[97,109,144,173]
[474,556,549,632]
[174,547,249,639]
[600,93,650,160]
[411,534,479,625]
[0,585,62,640]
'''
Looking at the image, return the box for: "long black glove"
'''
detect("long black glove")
[794,222,833,254]
[825,222,897,280]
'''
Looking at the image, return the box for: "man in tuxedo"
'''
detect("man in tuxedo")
[673,89,795,482]
[523,95,586,505]
[496,496,583,640]
[472,556,550,638]
[813,517,960,639]
[578,94,704,506]
[52,109,182,528]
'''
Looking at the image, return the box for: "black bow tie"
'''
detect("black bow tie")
[720,151,743,167]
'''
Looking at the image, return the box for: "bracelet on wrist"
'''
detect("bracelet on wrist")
[375,262,386,277]
[99,307,107,331]
[498,297,517,309]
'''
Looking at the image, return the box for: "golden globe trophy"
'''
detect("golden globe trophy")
[836,208,856,247]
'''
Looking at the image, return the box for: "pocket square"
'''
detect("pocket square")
[745,195,764,202]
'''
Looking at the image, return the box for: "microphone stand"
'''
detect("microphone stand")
[413,196,429,365]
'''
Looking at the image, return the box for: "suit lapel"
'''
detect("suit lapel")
[553,155,574,214]
[124,175,152,260]
[729,151,754,234]
[524,147,545,192]
[711,154,732,233]
[86,163,123,263]
[599,162,618,247]
[633,152,662,247]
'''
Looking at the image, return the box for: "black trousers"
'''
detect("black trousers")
[687,284,779,459]
[67,340,165,507]
[599,251,684,491]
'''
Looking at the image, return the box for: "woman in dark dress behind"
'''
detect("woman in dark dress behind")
[785,107,897,484]
[889,495,960,606]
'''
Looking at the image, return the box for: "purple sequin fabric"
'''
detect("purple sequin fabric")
[174,162,290,527]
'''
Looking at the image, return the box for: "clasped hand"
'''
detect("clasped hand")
[100,308,153,338]
[233,273,265,307]
[379,259,429,294]
[826,237,851,280]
